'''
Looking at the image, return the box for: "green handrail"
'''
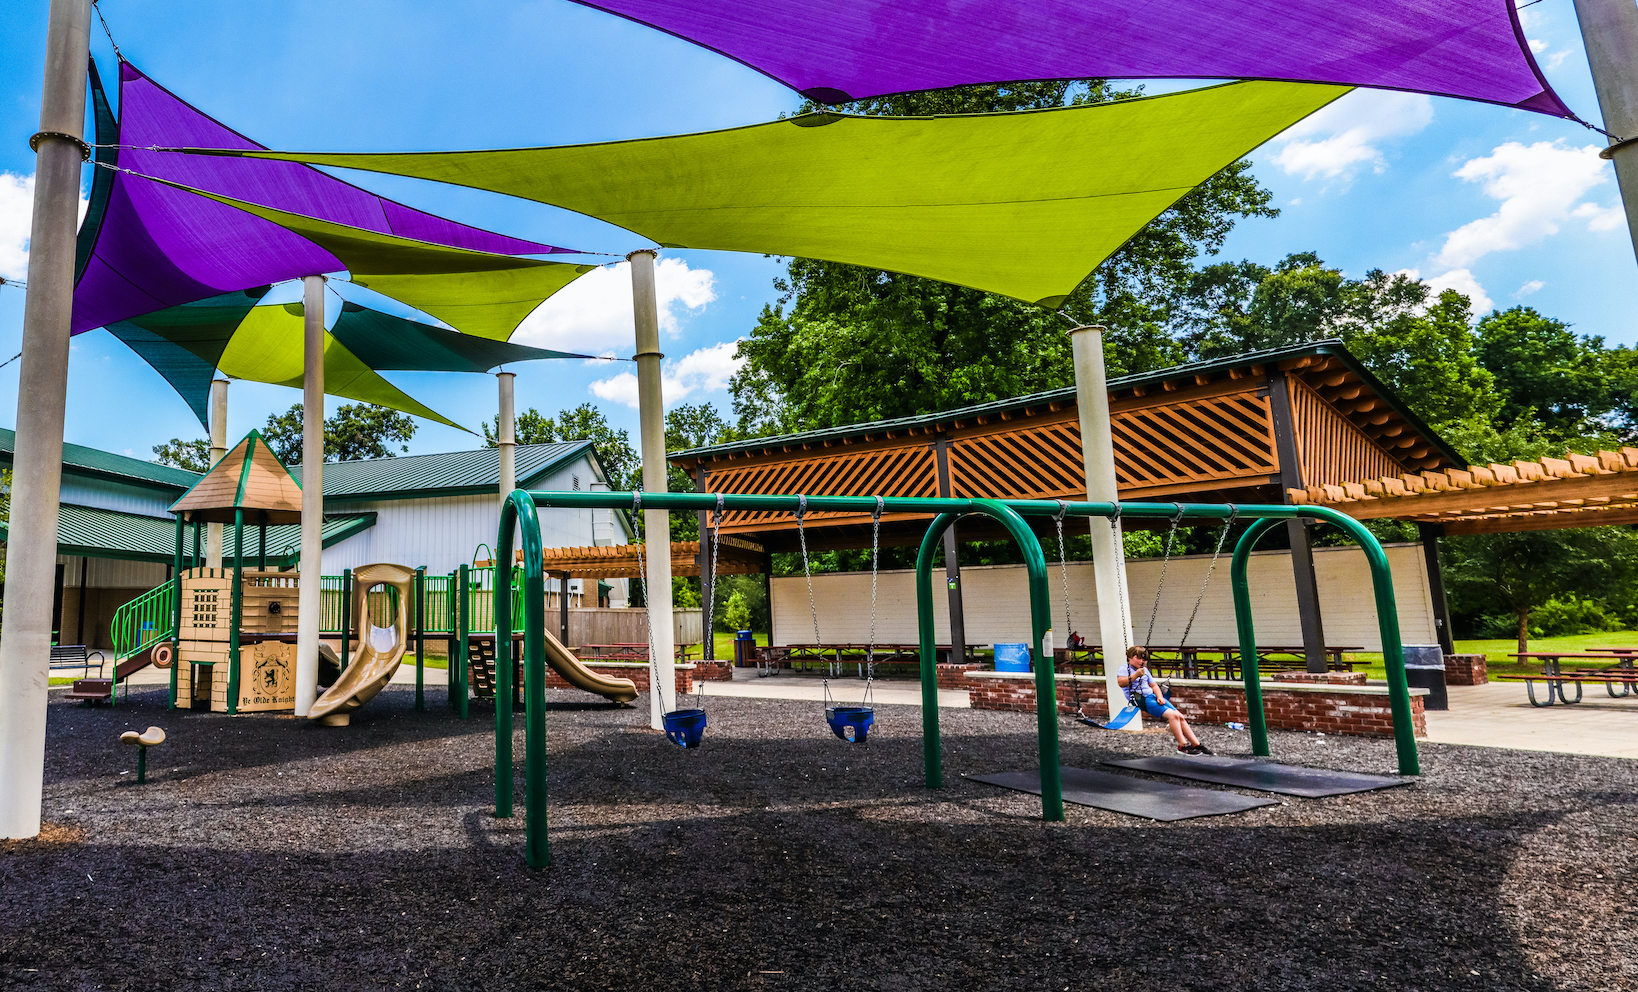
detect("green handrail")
[109,582,175,661]
[495,490,549,865]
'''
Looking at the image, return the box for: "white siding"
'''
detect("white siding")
[771,543,1436,652]
[320,455,628,577]
[60,476,176,517]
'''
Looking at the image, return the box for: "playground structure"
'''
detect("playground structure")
[309,564,416,726]
[493,489,1421,867]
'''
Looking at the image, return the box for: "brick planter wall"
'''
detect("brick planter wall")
[1272,671,1368,686]
[1444,654,1488,686]
[967,673,1426,738]
[690,660,734,683]
[538,662,699,696]
[936,663,985,690]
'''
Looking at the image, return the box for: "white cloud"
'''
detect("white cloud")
[0,172,90,283]
[589,339,744,409]
[1516,279,1545,297]
[1268,90,1434,179]
[1434,140,1615,269]
[1394,267,1494,315]
[512,256,716,354]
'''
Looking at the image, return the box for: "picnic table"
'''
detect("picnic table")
[578,642,699,662]
[1052,645,1361,680]
[1497,652,1638,706]
[752,643,979,678]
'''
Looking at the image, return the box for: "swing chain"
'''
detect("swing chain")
[1053,500,1087,719]
[1143,503,1186,646]
[1178,506,1237,648]
[702,494,724,649]
[796,495,822,646]
[633,494,664,710]
[867,496,883,672]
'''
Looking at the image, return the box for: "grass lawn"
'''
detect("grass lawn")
[1337,630,1638,680]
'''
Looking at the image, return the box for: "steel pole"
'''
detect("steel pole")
[0,0,91,840]
[205,378,228,569]
[497,370,516,501]
[293,275,325,716]
[629,250,676,724]
[1067,325,1138,727]
[1574,0,1638,265]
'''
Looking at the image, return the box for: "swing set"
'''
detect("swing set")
[493,489,1420,868]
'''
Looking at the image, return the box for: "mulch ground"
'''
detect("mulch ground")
[3,682,1634,991]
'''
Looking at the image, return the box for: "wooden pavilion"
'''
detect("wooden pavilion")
[668,341,1466,664]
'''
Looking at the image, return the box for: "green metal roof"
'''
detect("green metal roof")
[0,427,202,493]
[0,503,375,564]
[669,340,1466,469]
[292,440,599,502]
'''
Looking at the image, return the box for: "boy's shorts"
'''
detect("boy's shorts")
[1134,694,1178,720]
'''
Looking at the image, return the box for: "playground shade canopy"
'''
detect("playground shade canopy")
[570,0,1571,118]
[170,430,304,524]
[187,81,1347,307]
[73,59,577,336]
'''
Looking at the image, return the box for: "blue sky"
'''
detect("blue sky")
[1,0,1632,463]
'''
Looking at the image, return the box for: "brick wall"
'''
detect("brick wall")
[936,663,984,690]
[1444,653,1488,686]
[1271,671,1367,686]
[537,663,703,696]
[968,675,1426,738]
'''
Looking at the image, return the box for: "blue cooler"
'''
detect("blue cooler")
[994,642,1031,672]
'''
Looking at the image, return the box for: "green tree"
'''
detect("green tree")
[723,589,752,632]
[1475,307,1612,435]
[1341,288,1501,430]
[481,402,638,486]
[261,403,418,464]
[1444,527,1638,653]
[152,438,211,473]
[730,80,1274,434]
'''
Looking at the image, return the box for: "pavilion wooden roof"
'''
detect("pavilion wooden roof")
[477,536,765,579]
[669,342,1458,549]
[1290,448,1638,534]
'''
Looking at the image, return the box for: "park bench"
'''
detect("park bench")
[1495,653,1638,706]
[49,644,104,678]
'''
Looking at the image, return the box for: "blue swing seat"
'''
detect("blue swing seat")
[825,705,874,744]
[663,707,707,748]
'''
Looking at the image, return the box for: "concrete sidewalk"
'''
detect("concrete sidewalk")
[1424,681,1638,759]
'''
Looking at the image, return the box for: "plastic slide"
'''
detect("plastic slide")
[310,563,416,727]
[539,627,638,703]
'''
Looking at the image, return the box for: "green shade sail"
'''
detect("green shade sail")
[106,288,271,424]
[330,300,588,372]
[130,172,595,340]
[195,81,1348,306]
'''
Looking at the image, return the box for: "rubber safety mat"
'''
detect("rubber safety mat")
[967,766,1278,821]
[1102,755,1412,798]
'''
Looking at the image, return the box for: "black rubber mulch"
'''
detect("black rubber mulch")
[3,683,1635,991]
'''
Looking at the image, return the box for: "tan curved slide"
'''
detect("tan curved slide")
[539,627,638,703]
[310,563,416,727]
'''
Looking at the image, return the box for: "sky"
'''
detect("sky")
[0,0,1633,465]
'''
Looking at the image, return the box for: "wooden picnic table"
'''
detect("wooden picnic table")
[1052,644,1361,680]
[1497,652,1638,706]
[752,643,978,677]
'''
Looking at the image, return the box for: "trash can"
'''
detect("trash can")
[994,642,1031,673]
[1402,644,1447,710]
[734,629,755,667]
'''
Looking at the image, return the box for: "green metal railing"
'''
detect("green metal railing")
[109,582,175,661]
[496,490,1420,869]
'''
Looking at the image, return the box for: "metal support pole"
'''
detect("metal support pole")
[559,571,571,645]
[206,378,228,569]
[414,567,426,711]
[227,508,244,714]
[933,437,967,664]
[170,514,184,709]
[629,249,676,724]
[75,556,87,645]
[340,568,352,671]
[0,0,92,839]
[1067,325,1138,726]
[497,370,516,501]
[192,521,201,568]
[455,563,470,719]
[293,275,325,716]
[1574,0,1638,265]
[1268,372,1328,672]
[1418,523,1455,656]
[258,515,267,572]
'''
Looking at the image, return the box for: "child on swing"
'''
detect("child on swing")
[1119,645,1213,755]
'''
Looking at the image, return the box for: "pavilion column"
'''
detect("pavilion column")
[205,378,228,569]
[694,465,715,661]
[933,436,967,664]
[1418,523,1455,655]
[629,249,676,724]
[1067,325,1138,726]
[497,370,516,500]
[293,275,326,716]
[0,0,92,840]
[1573,0,1638,265]
[1267,372,1328,673]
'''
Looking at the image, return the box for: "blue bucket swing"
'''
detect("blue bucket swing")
[825,677,875,743]
[646,492,722,749]
[801,495,883,744]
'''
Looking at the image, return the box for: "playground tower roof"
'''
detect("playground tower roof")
[170,430,304,524]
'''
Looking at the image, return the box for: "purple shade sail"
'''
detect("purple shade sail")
[72,62,572,334]
[573,0,1572,118]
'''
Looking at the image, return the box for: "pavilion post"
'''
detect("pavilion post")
[206,378,228,569]
[694,465,714,661]
[497,370,516,501]
[933,436,967,664]
[1418,523,1455,655]
[0,0,92,840]
[1267,372,1329,673]
[1574,0,1638,265]
[629,249,677,725]
[294,275,326,716]
[1067,325,1138,727]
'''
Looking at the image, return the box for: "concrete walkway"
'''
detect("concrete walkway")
[1424,681,1638,759]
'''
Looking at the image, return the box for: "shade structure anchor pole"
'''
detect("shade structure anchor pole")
[293,275,326,717]
[1067,325,1139,729]
[629,249,676,727]
[1575,0,1638,266]
[205,378,228,569]
[497,370,516,502]
[0,0,92,840]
